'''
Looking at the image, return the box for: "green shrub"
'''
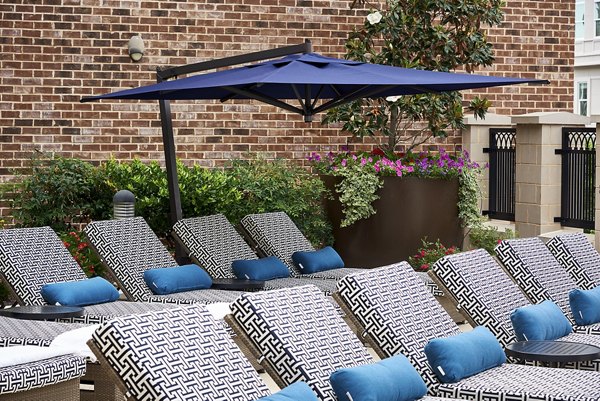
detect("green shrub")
[468,225,517,255]
[60,230,105,277]
[224,159,333,247]
[5,154,112,231]
[408,238,460,272]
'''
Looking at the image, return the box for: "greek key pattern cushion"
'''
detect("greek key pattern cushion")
[84,217,178,301]
[336,262,460,387]
[432,249,529,347]
[230,285,373,401]
[546,233,598,289]
[436,363,600,400]
[172,214,259,279]
[0,354,85,395]
[0,227,87,305]
[260,276,337,295]
[0,317,87,348]
[496,238,576,319]
[240,212,364,279]
[92,304,270,401]
[415,271,445,297]
[59,300,178,324]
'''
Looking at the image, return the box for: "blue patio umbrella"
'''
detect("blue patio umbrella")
[81,45,548,260]
[82,52,547,122]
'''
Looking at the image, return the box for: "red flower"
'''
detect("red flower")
[371,148,386,157]
[420,263,429,271]
[77,242,87,250]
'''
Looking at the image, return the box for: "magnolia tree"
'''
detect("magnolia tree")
[324,0,504,152]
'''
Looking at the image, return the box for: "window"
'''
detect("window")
[578,82,588,116]
[596,1,600,36]
[577,1,585,39]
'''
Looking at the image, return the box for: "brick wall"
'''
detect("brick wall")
[0,0,573,183]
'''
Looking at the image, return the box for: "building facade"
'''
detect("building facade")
[575,0,600,116]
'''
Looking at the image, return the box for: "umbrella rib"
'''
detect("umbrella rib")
[309,85,325,110]
[222,86,305,115]
[313,85,397,114]
[291,84,308,114]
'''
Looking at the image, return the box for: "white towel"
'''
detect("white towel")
[50,324,100,362]
[0,346,74,368]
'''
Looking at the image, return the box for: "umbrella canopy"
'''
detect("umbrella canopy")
[81,52,548,121]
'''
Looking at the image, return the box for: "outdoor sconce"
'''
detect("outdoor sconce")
[128,35,144,62]
[113,190,135,219]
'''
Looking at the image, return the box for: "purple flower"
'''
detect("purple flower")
[341,159,347,167]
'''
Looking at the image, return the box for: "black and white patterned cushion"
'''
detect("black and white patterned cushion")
[230,285,374,401]
[0,226,87,305]
[337,262,460,387]
[337,262,600,399]
[84,217,240,304]
[0,354,86,395]
[495,237,600,336]
[92,304,270,401]
[546,233,598,289]
[172,214,338,295]
[240,212,365,279]
[432,249,529,347]
[0,317,87,347]
[173,214,258,279]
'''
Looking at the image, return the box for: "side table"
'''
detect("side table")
[505,340,600,368]
[211,279,265,291]
[0,305,84,321]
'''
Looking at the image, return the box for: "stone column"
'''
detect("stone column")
[462,113,513,213]
[591,116,600,251]
[512,112,590,238]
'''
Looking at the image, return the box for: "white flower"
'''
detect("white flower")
[386,95,401,102]
[366,11,382,25]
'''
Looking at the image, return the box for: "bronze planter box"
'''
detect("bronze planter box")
[322,176,462,268]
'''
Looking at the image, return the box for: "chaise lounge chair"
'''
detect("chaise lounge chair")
[239,211,365,279]
[84,217,245,304]
[226,284,461,401]
[0,226,177,325]
[546,232,599,289]
[171,214,337,294]
[88,303,313,401]
[430,248,600,370]
[334,262,600,399]
[496,237,600,335]
[0,350,86,401]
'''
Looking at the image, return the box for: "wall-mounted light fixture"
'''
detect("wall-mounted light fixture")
[128,35,144,62]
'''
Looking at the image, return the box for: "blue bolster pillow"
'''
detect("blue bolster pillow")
[570,286,600,326]
[291,246,344,274]
[41,277,120,307]
[143,264,212,295]
[330,354,427,401]
[232,256,290,281]
[510,300,572,341]
[424,326,506,383]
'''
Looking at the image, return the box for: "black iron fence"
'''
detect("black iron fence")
[483,128,516,221]
[554,127,596,230]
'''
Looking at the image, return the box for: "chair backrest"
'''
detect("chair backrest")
[172,214,258,278]
[546,233,598,289]
[84,217,177,301]
[240,212,315,276]
[432,249,530,347]
[496,237,576,320]
[90,304,270,401]
[0,226,86,305]
[229,285,373,401]
[336,262,460,387]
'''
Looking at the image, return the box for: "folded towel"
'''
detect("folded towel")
[50,324,100,362]
[205,302,231,320]
[0,346,74,368]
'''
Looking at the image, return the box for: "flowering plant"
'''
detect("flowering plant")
[309,148,485,227]
[60,230,104,277]
[408,238,460,272]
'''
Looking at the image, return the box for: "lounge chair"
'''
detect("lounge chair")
[430,248,600,370]
[0,226,177,325]
[0,351,86,401]
[546,233,599,289]
[87,303,300,401]
[334,262,600,399]
[171,214,337,294]
[496,237,600,335]
[226,284,460,401]
[84,217,244,304]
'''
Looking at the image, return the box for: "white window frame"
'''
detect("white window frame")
[576,0,585,40]
[595,0,600,37]
[576,81,589,116]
